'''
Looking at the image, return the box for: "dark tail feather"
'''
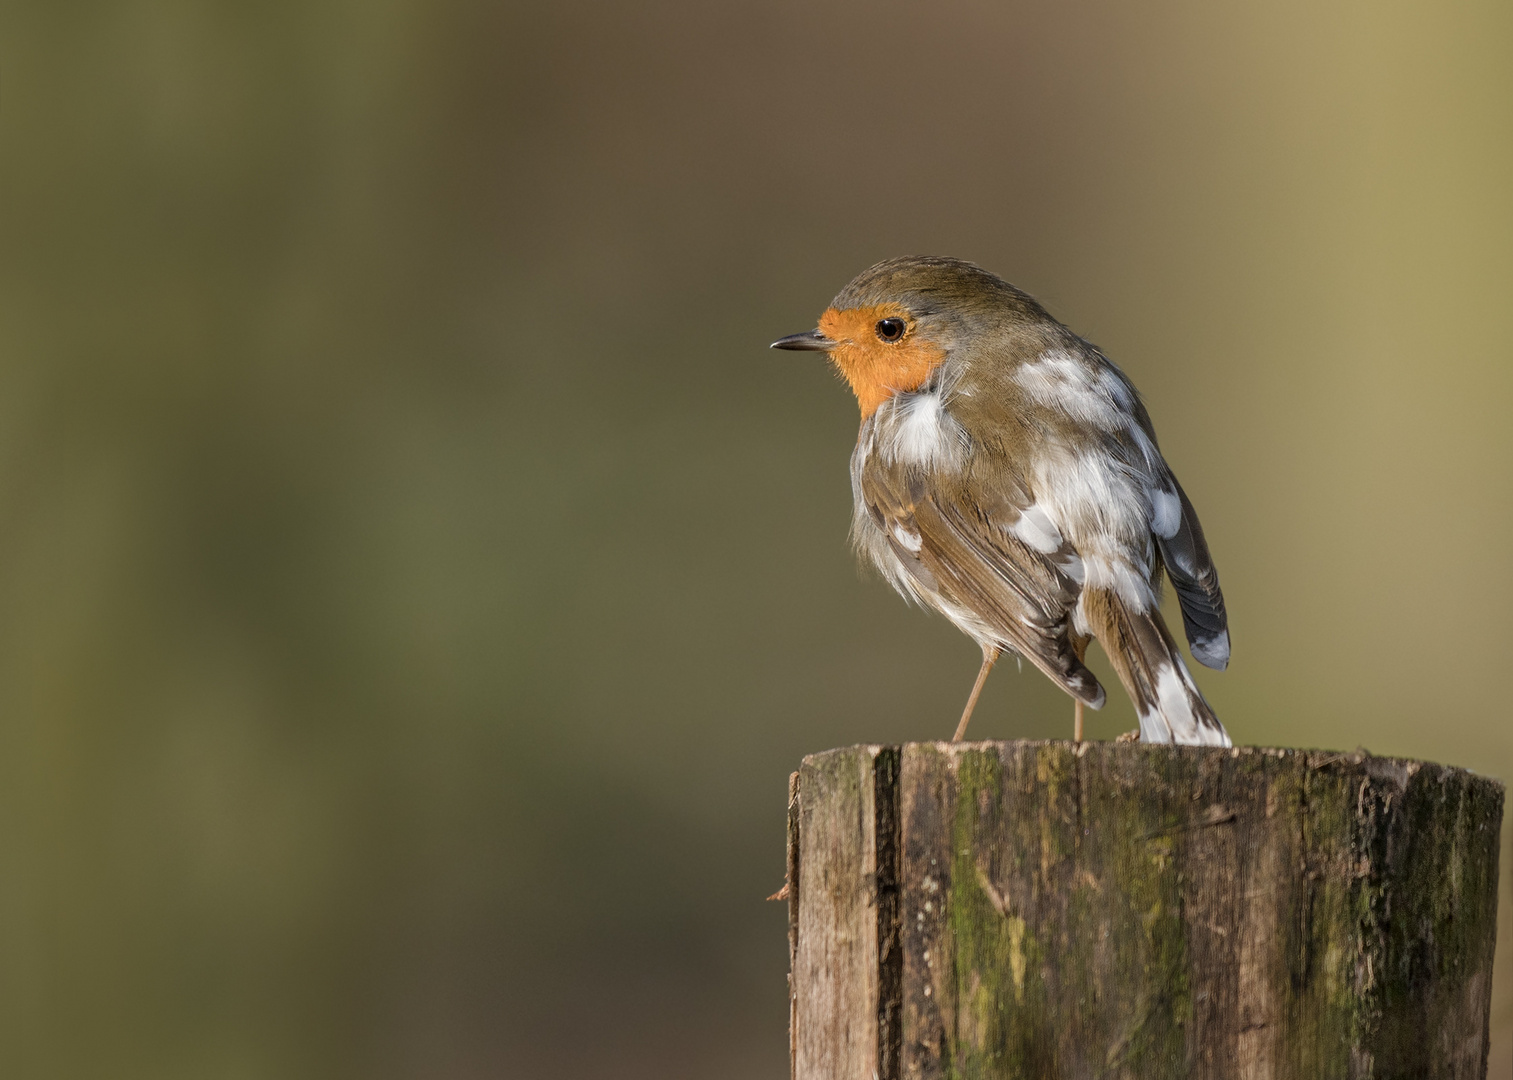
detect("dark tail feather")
[1082,587,1230,747]
[1158,482,1229,671]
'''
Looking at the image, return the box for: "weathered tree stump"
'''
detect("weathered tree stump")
[784,742,1503,1080]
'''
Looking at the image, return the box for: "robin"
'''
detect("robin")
[773,256,1230,746]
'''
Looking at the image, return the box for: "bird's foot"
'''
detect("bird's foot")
[1115,729,1140,743]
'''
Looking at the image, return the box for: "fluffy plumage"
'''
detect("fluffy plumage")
[783,256,1230,746]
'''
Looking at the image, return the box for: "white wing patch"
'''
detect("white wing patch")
[1007,501,1086,582]
[1070,549,1155,620]
[1009,504,1063,554]
[1031,446,1148,548]
[1013,349,1128,431]
[1148,485,1182,538]
[891,522,923,552]
[1017,349,1188,583]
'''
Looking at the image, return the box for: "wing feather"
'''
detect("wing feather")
[857,455,1106,708]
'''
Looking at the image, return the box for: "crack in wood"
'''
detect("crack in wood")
[788,741,1504,1080]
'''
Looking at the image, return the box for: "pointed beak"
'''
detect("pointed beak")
[770,329,837,352]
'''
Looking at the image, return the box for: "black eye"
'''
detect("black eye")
[876,317,906,343]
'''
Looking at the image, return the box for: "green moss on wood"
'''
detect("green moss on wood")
[795,742,1503,1080]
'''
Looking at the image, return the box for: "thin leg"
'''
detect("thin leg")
[952,646,999,742]
[1074,699,1084,743]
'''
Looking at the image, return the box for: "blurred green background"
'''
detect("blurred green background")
[4,0,1510,1075]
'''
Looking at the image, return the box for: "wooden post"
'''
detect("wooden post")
[785,742,1503,1080]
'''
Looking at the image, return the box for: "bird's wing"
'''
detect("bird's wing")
[857,453,1107,708]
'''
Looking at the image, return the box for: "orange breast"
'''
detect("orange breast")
[819,304,947,419]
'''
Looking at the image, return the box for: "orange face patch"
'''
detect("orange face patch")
[818,304,947,419]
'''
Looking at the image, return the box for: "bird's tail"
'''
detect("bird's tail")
[1080,588,1230,747]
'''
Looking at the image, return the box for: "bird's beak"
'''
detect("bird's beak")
[770,329,837,352]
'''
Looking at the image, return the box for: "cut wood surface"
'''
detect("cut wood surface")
[785,741,1503,1080]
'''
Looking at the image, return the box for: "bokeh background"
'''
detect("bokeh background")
[4,0,1511,1075]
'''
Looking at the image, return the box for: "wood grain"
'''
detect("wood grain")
[789,741,1503,1080]
[792,746,883,1080]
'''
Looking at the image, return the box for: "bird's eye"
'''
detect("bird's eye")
[875,318,907,343]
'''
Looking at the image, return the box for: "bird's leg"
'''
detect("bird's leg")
[1074,699,1084,743]
[953,645,999,742]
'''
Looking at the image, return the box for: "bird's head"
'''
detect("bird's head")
[772,256,1043,418]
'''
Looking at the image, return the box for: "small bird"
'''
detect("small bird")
[773,256,1230,746]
